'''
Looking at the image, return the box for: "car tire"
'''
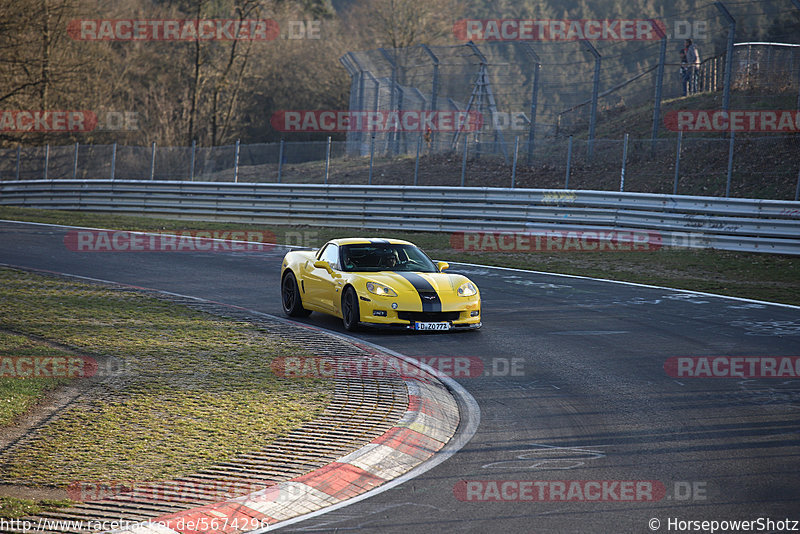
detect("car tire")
[342,287,360,331]
[282,272,311,318]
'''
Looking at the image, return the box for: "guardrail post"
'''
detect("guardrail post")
[725,131,735,197]
[511,135,519,188]
[44,144,49,180]
[368,134,375,185]
[72,142,79,179]
[233,139,240,183]
[277,138,284,183]
[414,133,422,186]
[15,146,20,180]
[565,135,573,189]
[110,142,117,180]
[324,136,331,184]
[714,2,736,112]
[189,139,196,181]
[150,142,156,180]
[673,131,682,195]
[619,133,629,192]
[460,135,468,187]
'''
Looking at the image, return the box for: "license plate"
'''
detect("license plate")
[414,321,451,331]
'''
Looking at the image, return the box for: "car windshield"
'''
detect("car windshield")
[340,244,438,273]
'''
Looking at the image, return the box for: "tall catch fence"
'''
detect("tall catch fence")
[2,2,800,200]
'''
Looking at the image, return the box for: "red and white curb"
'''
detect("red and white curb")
[109,353,460,533]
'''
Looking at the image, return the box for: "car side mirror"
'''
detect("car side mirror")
[437,261,450,272]
[313,260,333,273]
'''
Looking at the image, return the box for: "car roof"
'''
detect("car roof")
[326,238,415,246]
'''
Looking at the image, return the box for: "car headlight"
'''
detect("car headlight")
[366,281,398,297]
[457,281,477,297]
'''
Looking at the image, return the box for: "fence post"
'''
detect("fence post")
[72,142,79,179]
[110,142,117,180]
[233,139,240,183]
[277,139,284,183]
[414,134,422,186]
[324,136,331,184]
[150,142,156,180]
[525,45,541,166]
[44,144,49,180]
[421,44,440,149]
[673,131,683,195]
[795,165,800,201]
[460,135,468,187]
[189,139,196,181]
[379,48,399,156]
[368,134,375,185]
[619,134,629,192]
[582,40,601,159]
[511,136,519,188]
[714,2,736,112]
[565,136,573,189]
[795,0,800,110]
[725,131,735,197]
[15,146,20,180]
[651,21,667,149]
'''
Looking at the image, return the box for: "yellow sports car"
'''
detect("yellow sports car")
[280,238,481,331]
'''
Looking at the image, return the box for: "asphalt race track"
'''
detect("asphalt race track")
[2,220,799,534]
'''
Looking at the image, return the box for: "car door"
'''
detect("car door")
[303,243,340,313]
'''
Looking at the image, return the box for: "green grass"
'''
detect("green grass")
[0,206,798,305]
[0,332,72,426]
[0,267,333,487]
[0,497,72,519]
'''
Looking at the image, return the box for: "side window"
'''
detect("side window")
[321,244,340,270]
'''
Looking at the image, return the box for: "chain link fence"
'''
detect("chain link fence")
[733,42,800,92]
[2,3,799,200]
[2,134,798,200]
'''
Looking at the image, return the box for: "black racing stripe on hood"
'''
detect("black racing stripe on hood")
[397,273,442,313]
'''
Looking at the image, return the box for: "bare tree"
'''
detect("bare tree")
[343,0,463,50]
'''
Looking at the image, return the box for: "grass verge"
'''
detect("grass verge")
[1,206,798,305]
[0,332,72,426]
[0,497,72,519]
[0,267,332,490]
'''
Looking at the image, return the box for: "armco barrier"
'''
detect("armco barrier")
[1,180,799,254]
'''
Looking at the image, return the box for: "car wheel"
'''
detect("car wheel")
[282,272,311,318]
[342,287,360,331]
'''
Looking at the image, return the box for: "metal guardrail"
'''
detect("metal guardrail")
[1,180,799,254]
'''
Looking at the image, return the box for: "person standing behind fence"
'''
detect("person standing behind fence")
[680,49,690,96]
[684,39,701,94]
